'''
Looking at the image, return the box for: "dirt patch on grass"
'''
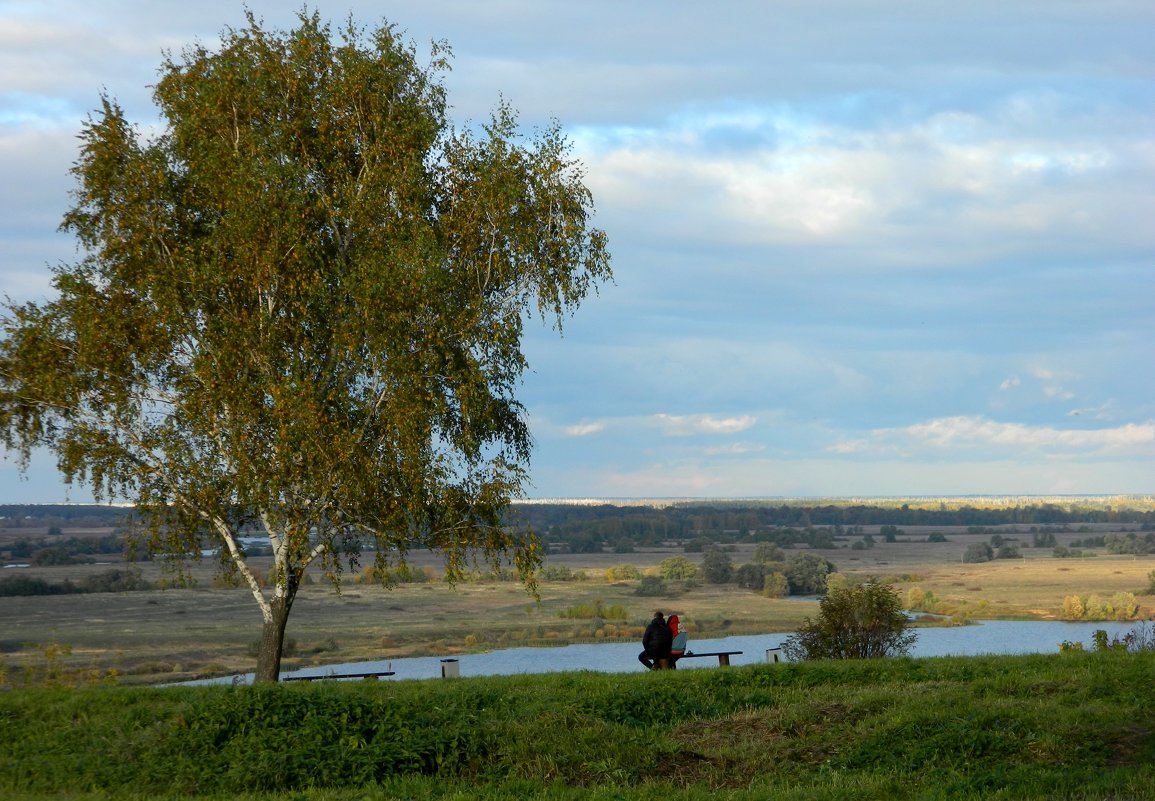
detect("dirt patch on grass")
[1107,723,1155,767]
[661,704,852,787]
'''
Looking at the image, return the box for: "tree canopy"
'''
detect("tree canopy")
[0,10,610,681]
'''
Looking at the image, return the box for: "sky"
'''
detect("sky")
[1,1,1153,502]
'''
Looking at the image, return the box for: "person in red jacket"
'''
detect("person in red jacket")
[668,614,688,669]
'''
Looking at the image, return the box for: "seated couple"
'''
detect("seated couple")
[638,610,687,670]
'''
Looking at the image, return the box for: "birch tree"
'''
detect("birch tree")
[0,11,611,682]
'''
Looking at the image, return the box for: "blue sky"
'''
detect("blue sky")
[1,1,1153,502]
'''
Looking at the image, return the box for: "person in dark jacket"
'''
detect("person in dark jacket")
[638,610,672,669]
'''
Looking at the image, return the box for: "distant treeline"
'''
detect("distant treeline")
[0,569,152,597]
[510,502,1155,553]
[6,535,125,562]
[5,501,1152,558]
[0,504,133,528]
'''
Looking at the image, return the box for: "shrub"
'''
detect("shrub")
[905,587,940,614]
[388,564,430,584]
[761,571,788,598]
[733,563,764,590]
[75,569,151,593]
[657,556,698,581]
[1094,621,1155,652]
[1110,592,1139,620]
[1105,532,1155,555]
[1062,595,1085,620]
[781,582,916,661]
[784,552,834,595]
[605,564,640,582]
[825,572,850,593]
[1061,593,1138,621]
[31,547,87,566]
[634,576,668,597]
[0,575,62,597]
[963,543,993,563]
[906,587,926,610]
[753,542,785,564]
[539,565,576,582]
[701,545,733,584]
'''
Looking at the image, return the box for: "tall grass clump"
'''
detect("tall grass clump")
[560,598,628,620]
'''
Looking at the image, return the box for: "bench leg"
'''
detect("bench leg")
[717,654,731,667]
[656,658,671,670]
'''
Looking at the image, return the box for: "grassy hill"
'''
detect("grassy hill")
[2,651,1153,800]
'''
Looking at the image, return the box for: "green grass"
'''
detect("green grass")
[2,652,1154,800]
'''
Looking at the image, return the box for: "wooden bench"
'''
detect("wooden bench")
[282,671,396,682]
[658,650,742,668]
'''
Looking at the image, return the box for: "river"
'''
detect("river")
[191,619,1144,685]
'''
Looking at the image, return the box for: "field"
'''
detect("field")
[3,520,1153,686]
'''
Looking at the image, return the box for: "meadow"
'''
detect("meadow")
[1,650,1153,800]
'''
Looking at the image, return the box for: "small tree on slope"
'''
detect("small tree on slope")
[781,582,916,661]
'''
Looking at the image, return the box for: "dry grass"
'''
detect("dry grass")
[876,554,1153,619]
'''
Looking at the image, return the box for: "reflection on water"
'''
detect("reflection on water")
[192,619,1141,686]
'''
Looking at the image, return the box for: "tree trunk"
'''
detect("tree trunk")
[254,581,298,683]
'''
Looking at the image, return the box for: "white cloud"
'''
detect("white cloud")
[703,442,766,456]
[999,375,1021,391]
[652,413,757,437]
[580,85,1155,268]
[564,421,605,437]
[1023,366,1079,403]
[830,416,1155,456]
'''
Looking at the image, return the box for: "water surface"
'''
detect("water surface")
[197,619,1139,685]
